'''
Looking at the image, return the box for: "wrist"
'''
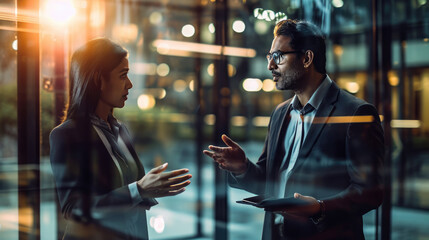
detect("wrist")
[137,182,147,199]
[233,158,249,175]
[311,200,325,224]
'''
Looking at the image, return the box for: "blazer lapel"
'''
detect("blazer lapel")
[297,82,340,160]
[119,126,146,178]
[267,101,292,178]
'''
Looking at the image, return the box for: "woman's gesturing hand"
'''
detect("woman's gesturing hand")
[137,163,192,198]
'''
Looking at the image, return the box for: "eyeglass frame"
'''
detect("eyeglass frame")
[266,50,303,65]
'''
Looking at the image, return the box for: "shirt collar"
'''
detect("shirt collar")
[291,75,332,113]
[90,113,121,130]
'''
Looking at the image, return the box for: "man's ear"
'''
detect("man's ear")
[303,50,314,69]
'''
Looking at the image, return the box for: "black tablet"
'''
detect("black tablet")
[236,195,309,210]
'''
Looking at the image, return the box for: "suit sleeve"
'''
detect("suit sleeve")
[227,110,276,195]
[323,104,384,219]
[50,127,151,223]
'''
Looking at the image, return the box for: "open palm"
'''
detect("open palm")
[203,134,248,174]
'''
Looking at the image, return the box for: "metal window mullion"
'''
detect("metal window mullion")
[17,0,40,239]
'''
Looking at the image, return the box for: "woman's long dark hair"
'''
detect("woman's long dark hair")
[63,38,128,122]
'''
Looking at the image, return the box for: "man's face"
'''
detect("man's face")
[267,35,305,91]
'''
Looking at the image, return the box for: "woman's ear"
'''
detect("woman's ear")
[303,50,314,69]
[94,72,105,91]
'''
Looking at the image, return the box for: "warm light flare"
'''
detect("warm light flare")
[312,116,375,124]
[42,0,76,25]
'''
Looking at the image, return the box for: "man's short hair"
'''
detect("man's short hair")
[274,19,326,74]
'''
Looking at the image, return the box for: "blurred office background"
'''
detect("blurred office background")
[1,0,429,239]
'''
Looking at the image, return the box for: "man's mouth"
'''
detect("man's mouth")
[272,74,280,82]
[272,71,280,82]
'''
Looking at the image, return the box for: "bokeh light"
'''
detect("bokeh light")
[150,215,165,234]
[12,40,17,51]
[189,80,195,91]
[228,64,236,77]
[254,20,269,35]
[345,82,360,93]
[137,94,156,110]
[332,0,344,8]
[182,24,195,37]
[149,11,163,24]
[207,63,214,77]
[157,63,170,77]
[262,79,276,92]
[208,23,215,33]
[262,10,275,21]
[232,20,245,33]
[243,78,263,92]
[173,79,187,92]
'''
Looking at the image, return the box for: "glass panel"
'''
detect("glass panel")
[1,0,429,239]
[0,0,18,239]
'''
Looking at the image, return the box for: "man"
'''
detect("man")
[203,19,384,240]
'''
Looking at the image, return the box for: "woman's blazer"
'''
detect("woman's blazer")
[50,118,157,240]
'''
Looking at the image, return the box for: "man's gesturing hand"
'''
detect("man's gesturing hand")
[137,163,192,199]
[203,134,248,175]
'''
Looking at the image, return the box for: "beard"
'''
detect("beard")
[273,60,305,91]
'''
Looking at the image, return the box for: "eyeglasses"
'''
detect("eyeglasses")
[266,50,302,65]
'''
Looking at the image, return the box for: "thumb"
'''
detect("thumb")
[294,193,302,199]
[222,134,239,148]
[294,192,313,203]
[150,162,168,174]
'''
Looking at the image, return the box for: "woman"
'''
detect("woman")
[50,38,192,240]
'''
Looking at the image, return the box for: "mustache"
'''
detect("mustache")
[271,70,281,76]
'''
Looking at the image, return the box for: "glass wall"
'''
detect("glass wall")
[1,0,429,239]
[0,1,18,239]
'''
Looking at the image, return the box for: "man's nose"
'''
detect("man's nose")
[267,58,277,71]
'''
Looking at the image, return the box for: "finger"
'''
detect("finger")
[167,188,186,196]
[150,163,168,174]
[222,134,240,148]
[168,180,191,190]
[293,193,313,203]
[203,150,215,158]
[208,145,229,152]
[161,168,190,179]
[167,174,192,185]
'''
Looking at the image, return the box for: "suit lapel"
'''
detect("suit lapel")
[119,126,146,178]
[267,101,292,179]
[297,82,340,160]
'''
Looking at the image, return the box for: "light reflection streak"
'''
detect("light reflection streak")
[312,116,375,124]
[391,119,421,129]
[153,39,256,58]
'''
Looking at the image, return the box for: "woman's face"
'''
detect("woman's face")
[99,58,132,109]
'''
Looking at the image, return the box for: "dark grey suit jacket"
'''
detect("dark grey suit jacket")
[50,118,157,240]
[229,82,384,240]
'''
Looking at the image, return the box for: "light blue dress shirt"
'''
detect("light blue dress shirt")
[277,75,332,198]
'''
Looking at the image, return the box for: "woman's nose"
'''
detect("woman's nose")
[127,78,133,89]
